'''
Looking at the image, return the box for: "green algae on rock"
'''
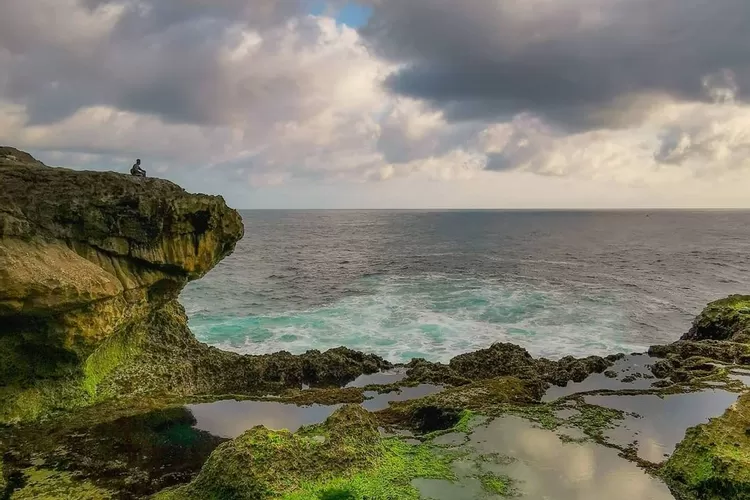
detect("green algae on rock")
[0,457,6,497]
[682,295,750,343]
[663,392,750,500]
[647,340,750,387]
[9,467,116,500]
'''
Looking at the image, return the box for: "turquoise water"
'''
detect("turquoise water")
[188,274,634,363]
[182,210,750,363]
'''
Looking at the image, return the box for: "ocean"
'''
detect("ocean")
[180,210,750,363]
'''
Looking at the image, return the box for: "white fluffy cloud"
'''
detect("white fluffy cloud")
[0,0,749,207]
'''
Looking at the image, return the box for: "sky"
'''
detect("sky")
[1,0,749,209]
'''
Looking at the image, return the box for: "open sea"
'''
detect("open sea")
[181,210,750,363]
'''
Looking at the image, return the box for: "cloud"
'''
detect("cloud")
[653,101,750,171]
[361,0,750,129]
[1,0,749,208]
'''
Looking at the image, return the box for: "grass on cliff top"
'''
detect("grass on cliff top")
[704,295,750,313]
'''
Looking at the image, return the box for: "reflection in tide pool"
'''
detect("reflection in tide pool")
[414,416,673,500]
[585,390,739,462]
[543,354,657,402]
[346,368,407,387]
[362,384,443,411]
[188,384,443,438]
[188,400,342,438]
[731,369,750,387]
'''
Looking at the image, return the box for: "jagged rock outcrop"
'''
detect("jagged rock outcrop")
[681,295,750,343]
[402,342,620,389]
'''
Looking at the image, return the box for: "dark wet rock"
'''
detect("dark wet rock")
[408,407,463,433]
[377,377,543,431]
[404,358,472,386]
[449,343,539,380]
[651,359,676,379]
[682,295,750,343]
[541,355,612,384]
[405,343,616,390]
[649,341,750,364]
[664,392,750,499]
[646,341,750,385]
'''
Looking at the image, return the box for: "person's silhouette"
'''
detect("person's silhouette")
[130,159,147,177]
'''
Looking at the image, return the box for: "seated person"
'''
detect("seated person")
[130,159,146,177]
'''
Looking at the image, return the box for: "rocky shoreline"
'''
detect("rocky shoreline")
[1,147,748,499]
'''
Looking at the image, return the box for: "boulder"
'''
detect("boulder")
[682,295,750,343]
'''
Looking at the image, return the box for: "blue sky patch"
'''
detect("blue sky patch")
[309,1,372,28]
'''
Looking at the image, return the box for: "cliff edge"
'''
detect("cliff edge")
[0,147,244,383]
[0,148,388,423]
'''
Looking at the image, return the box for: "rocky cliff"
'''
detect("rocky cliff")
[0,147,244,383]
[0,148,389,423]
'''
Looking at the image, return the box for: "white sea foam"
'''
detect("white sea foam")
[189,274,647,363]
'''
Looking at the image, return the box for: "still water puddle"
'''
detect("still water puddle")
[585,389,739,462]
[413,415,674,500]
[7,383,443,498]
[5,407,227,498]
[362,384,443,411]
[188,384,443,438]
[544,354,657,402]
[730,370,750,387]
[188,400,343,438]
[346,368,407,387]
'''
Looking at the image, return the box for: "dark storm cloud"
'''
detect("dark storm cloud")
[81,0,305,35]
[360,0,750,129]
[0,0,307,126]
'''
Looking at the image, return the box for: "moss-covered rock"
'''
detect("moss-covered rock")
[156,404,457,500]
[682,295,750,343]
[9,467,116,499]
[158,405,382,499]
[663,392,750,499]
